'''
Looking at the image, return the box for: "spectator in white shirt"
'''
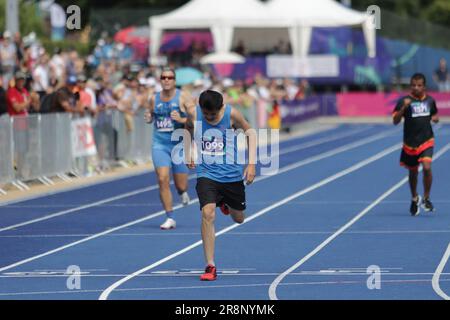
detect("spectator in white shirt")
[32,53,51,99]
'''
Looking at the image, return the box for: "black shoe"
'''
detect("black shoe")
[410,196,421,216]
[422,197,435,212]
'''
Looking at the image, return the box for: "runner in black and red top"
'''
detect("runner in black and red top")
[393,73,439,216]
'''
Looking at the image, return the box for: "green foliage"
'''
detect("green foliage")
[352,0,450,27]
[0,0,45,36]
[425,0,450,27]
[40,38,95,56]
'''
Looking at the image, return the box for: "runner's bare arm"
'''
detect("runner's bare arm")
[393,98,411,125]
[231,107,257,185]
[184,102,197,168]
[432,113,439,123]
[144,95,155,123]
[173,91,194,124]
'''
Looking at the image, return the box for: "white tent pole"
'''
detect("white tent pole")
[211,25,234,53]
[149,19,162,64]
[299,26,312,57]
[288,26,299,56]
[362,18,376,58]
[289,25,312,57]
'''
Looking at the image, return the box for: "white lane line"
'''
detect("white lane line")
[432,243,450,300]
[5,278,450,297]
[7,198,450,209]
[99,142,401,300]
[3,229,450,239]
[0,182,176,233]
[0,124,346,207]
[8,198,450,208]
[0,128,398,233]
[276,126,373,156]
[3,271,449,279]
[268,143,450,300]
[0,208,178,273]
[0,129,398,274]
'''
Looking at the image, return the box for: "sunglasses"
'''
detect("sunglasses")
[160,76,175,80]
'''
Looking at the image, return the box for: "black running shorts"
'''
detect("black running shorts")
[196,177,246,211]
[400,147,433,170]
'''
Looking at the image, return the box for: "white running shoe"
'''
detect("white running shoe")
[181,192,190,206]
[160,218,176,230]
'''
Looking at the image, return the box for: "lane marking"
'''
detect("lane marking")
[0,124,349,207]
[0,129,399,275]
[268,143,450,300]
[432,243,450,300]
[99,142,402,300]
[0,126,389,232]
[3,278,450,297]
[2,229,450,239]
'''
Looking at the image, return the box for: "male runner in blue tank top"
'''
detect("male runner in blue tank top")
[145,68,195,229]
[184,90,257,281]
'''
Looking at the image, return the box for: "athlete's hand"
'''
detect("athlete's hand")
[243,164,256,185]
[144,110,153,123]
[187,159,196,169]
[403,98,412,109]
[171,110,183,123]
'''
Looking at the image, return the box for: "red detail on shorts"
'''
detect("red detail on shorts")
[403,139,434,156]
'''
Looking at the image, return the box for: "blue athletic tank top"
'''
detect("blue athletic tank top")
[195,105,243,183]
[152,89,186,146]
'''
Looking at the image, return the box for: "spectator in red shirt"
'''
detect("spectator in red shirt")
[6,71,31,116]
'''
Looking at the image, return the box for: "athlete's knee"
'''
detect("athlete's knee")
[232,213,245,224]
[202,206,216,223]
[423,165,432,176]
[422,162,432,171]
[157,175,170,187]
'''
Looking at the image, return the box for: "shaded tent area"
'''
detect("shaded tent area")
[148,0,376,60]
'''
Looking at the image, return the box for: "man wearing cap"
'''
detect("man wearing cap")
[6,71,31,116]
[42,75,81,114]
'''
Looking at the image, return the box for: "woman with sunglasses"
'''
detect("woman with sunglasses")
[145,67,195,229]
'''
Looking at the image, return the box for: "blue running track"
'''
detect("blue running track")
[0,124,449,300]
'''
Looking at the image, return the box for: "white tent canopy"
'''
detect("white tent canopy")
[149,0,276,60]
[149,0,376,61]
[265,0,376,57]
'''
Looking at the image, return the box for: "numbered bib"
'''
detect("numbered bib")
[156,116,174,132]
[411,102,430,118]
[201,136,225,156]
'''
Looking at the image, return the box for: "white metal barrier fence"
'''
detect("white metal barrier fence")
[0,109,153,193]
[0,116,14,194]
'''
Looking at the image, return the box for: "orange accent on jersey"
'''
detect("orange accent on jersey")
[403,139,434,156]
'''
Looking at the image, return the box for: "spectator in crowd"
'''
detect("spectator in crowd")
[32,53,52,99]
[1,31,18,89]
[294,79,311,100]
[6,71,32,116]
[0,77,7,116]
[433,58,450,92]
[95,78,119,168]
[76,74,95,117]
[13,32,24,64]
[49,47,66,87]
[283,78,299,101]
[43,75,81,114]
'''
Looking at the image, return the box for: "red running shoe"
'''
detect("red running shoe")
[219,203,230,215]
[200,264,217,281]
